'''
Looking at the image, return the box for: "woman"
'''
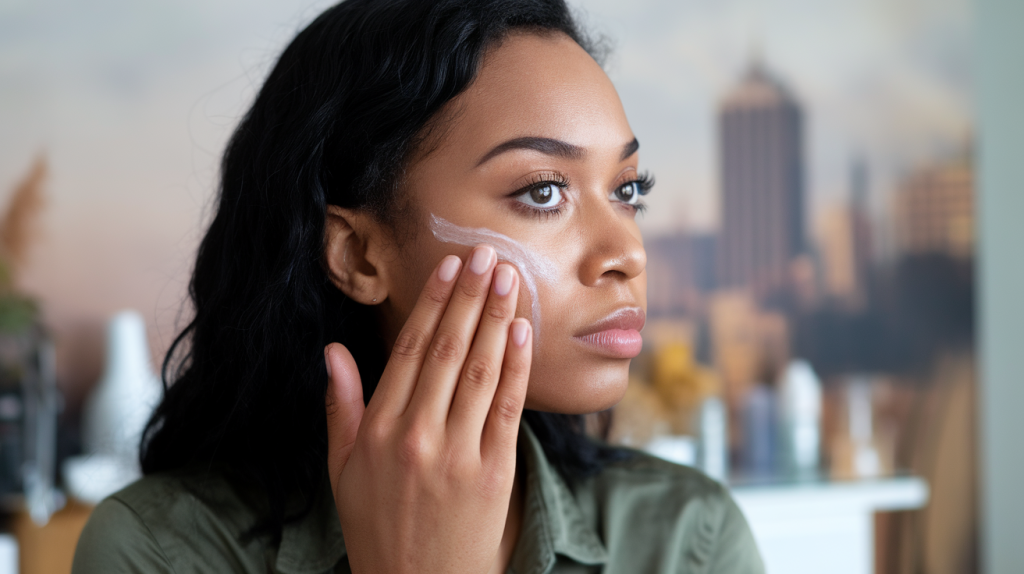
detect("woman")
[73,0,763,572]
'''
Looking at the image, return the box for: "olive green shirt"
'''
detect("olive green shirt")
[73,425,763,573]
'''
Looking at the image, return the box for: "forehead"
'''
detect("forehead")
[427,32,632,165]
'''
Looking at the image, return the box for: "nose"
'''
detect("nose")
[577,201,646,287]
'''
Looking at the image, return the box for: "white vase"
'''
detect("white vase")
[66,311,163,503]
[778,359,823,479]
[698,396,729,482]
[82,310,162,463]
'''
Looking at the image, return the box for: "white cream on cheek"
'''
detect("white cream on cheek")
[429,214,558,346]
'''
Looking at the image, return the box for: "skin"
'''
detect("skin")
[323,31,647,574]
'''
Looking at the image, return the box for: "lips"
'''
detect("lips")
[573,307,645,359]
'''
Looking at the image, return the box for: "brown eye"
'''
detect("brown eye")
[612,181,641,205]
[517,182,564,209]
[531,185,554,204]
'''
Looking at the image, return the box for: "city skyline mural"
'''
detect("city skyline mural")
[0,1,976,571]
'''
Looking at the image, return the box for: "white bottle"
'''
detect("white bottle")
[83,311,162,460]
[778,360,822,479]
[698,396,729,483]
[847,375,881,478]
[66,311,162,504]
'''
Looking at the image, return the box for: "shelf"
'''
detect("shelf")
[730,477,928,574]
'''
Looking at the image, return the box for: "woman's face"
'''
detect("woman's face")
[380,32,647,414]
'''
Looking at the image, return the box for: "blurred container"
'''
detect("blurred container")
[829,375,895,479]
[646,434,697,466]
[82,311,161,459]
[0,325,61,525]
[741,382,777,479]
[63,310,161,505]
[0,534,15,574]
[777,360,822,479]
[697,395,728,482]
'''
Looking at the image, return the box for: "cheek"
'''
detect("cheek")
[427,214,557,346]
[524,337,631,413]
[386,238,469,336]
[421,215,633,414]
[521,267,630,414]
[513,279,532,323]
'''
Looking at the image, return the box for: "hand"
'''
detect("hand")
[324,245,532,574]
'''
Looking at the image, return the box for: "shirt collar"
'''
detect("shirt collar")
[275,421,607,574]
[275,475,347,574]
[510,422,608,574]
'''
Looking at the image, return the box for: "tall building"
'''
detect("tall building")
[645,232,717,317]
[849,157,874,281]
[716,61,805,294]
[893,156,974,259]
[816,157,874,307]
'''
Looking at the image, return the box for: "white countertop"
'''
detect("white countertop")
[729,476,929,574]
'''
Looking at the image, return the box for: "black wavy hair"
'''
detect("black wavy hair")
[141,0,625,540]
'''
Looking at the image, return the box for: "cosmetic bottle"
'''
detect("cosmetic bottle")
[64,311,161,504]
[741,382,777,479]
[697,395,728,482]
[777,359,822,480]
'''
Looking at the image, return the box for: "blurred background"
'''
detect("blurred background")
[0,0,1017,572]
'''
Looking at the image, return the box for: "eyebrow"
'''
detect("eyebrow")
[475,136,640,167]
[620,137,640,161]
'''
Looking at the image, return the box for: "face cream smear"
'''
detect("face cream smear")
[430,214,557,344]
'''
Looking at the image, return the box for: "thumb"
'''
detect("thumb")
[324,343,365,484]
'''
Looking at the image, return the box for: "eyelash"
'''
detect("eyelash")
[510,170,656,218]
[510,172,571,219]
[621,172,655,216]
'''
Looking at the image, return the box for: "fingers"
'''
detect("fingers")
[481,319,531,461]
[405,245,497,420]
[371,255,462,418]
[446,263,520,440]
[325,343,365,485]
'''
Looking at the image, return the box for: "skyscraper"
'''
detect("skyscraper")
[817,157,874,308]
[645,232,718,317]
[717,61,805,294]
[893,155,973,260]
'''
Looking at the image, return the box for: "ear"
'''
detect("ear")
[324,205,389,305]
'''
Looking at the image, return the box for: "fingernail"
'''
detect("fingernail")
[512,321,530,348]
[469,246,495,275]
[494,265,514,296]
[324,346,333,378]
[438,256,461,282]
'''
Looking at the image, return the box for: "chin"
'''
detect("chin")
[523,358,631,414]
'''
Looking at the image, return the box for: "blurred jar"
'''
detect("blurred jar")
[0,322,61,525]
[64,310,162,506]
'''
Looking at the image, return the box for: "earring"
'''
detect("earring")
[372,298,377,303]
